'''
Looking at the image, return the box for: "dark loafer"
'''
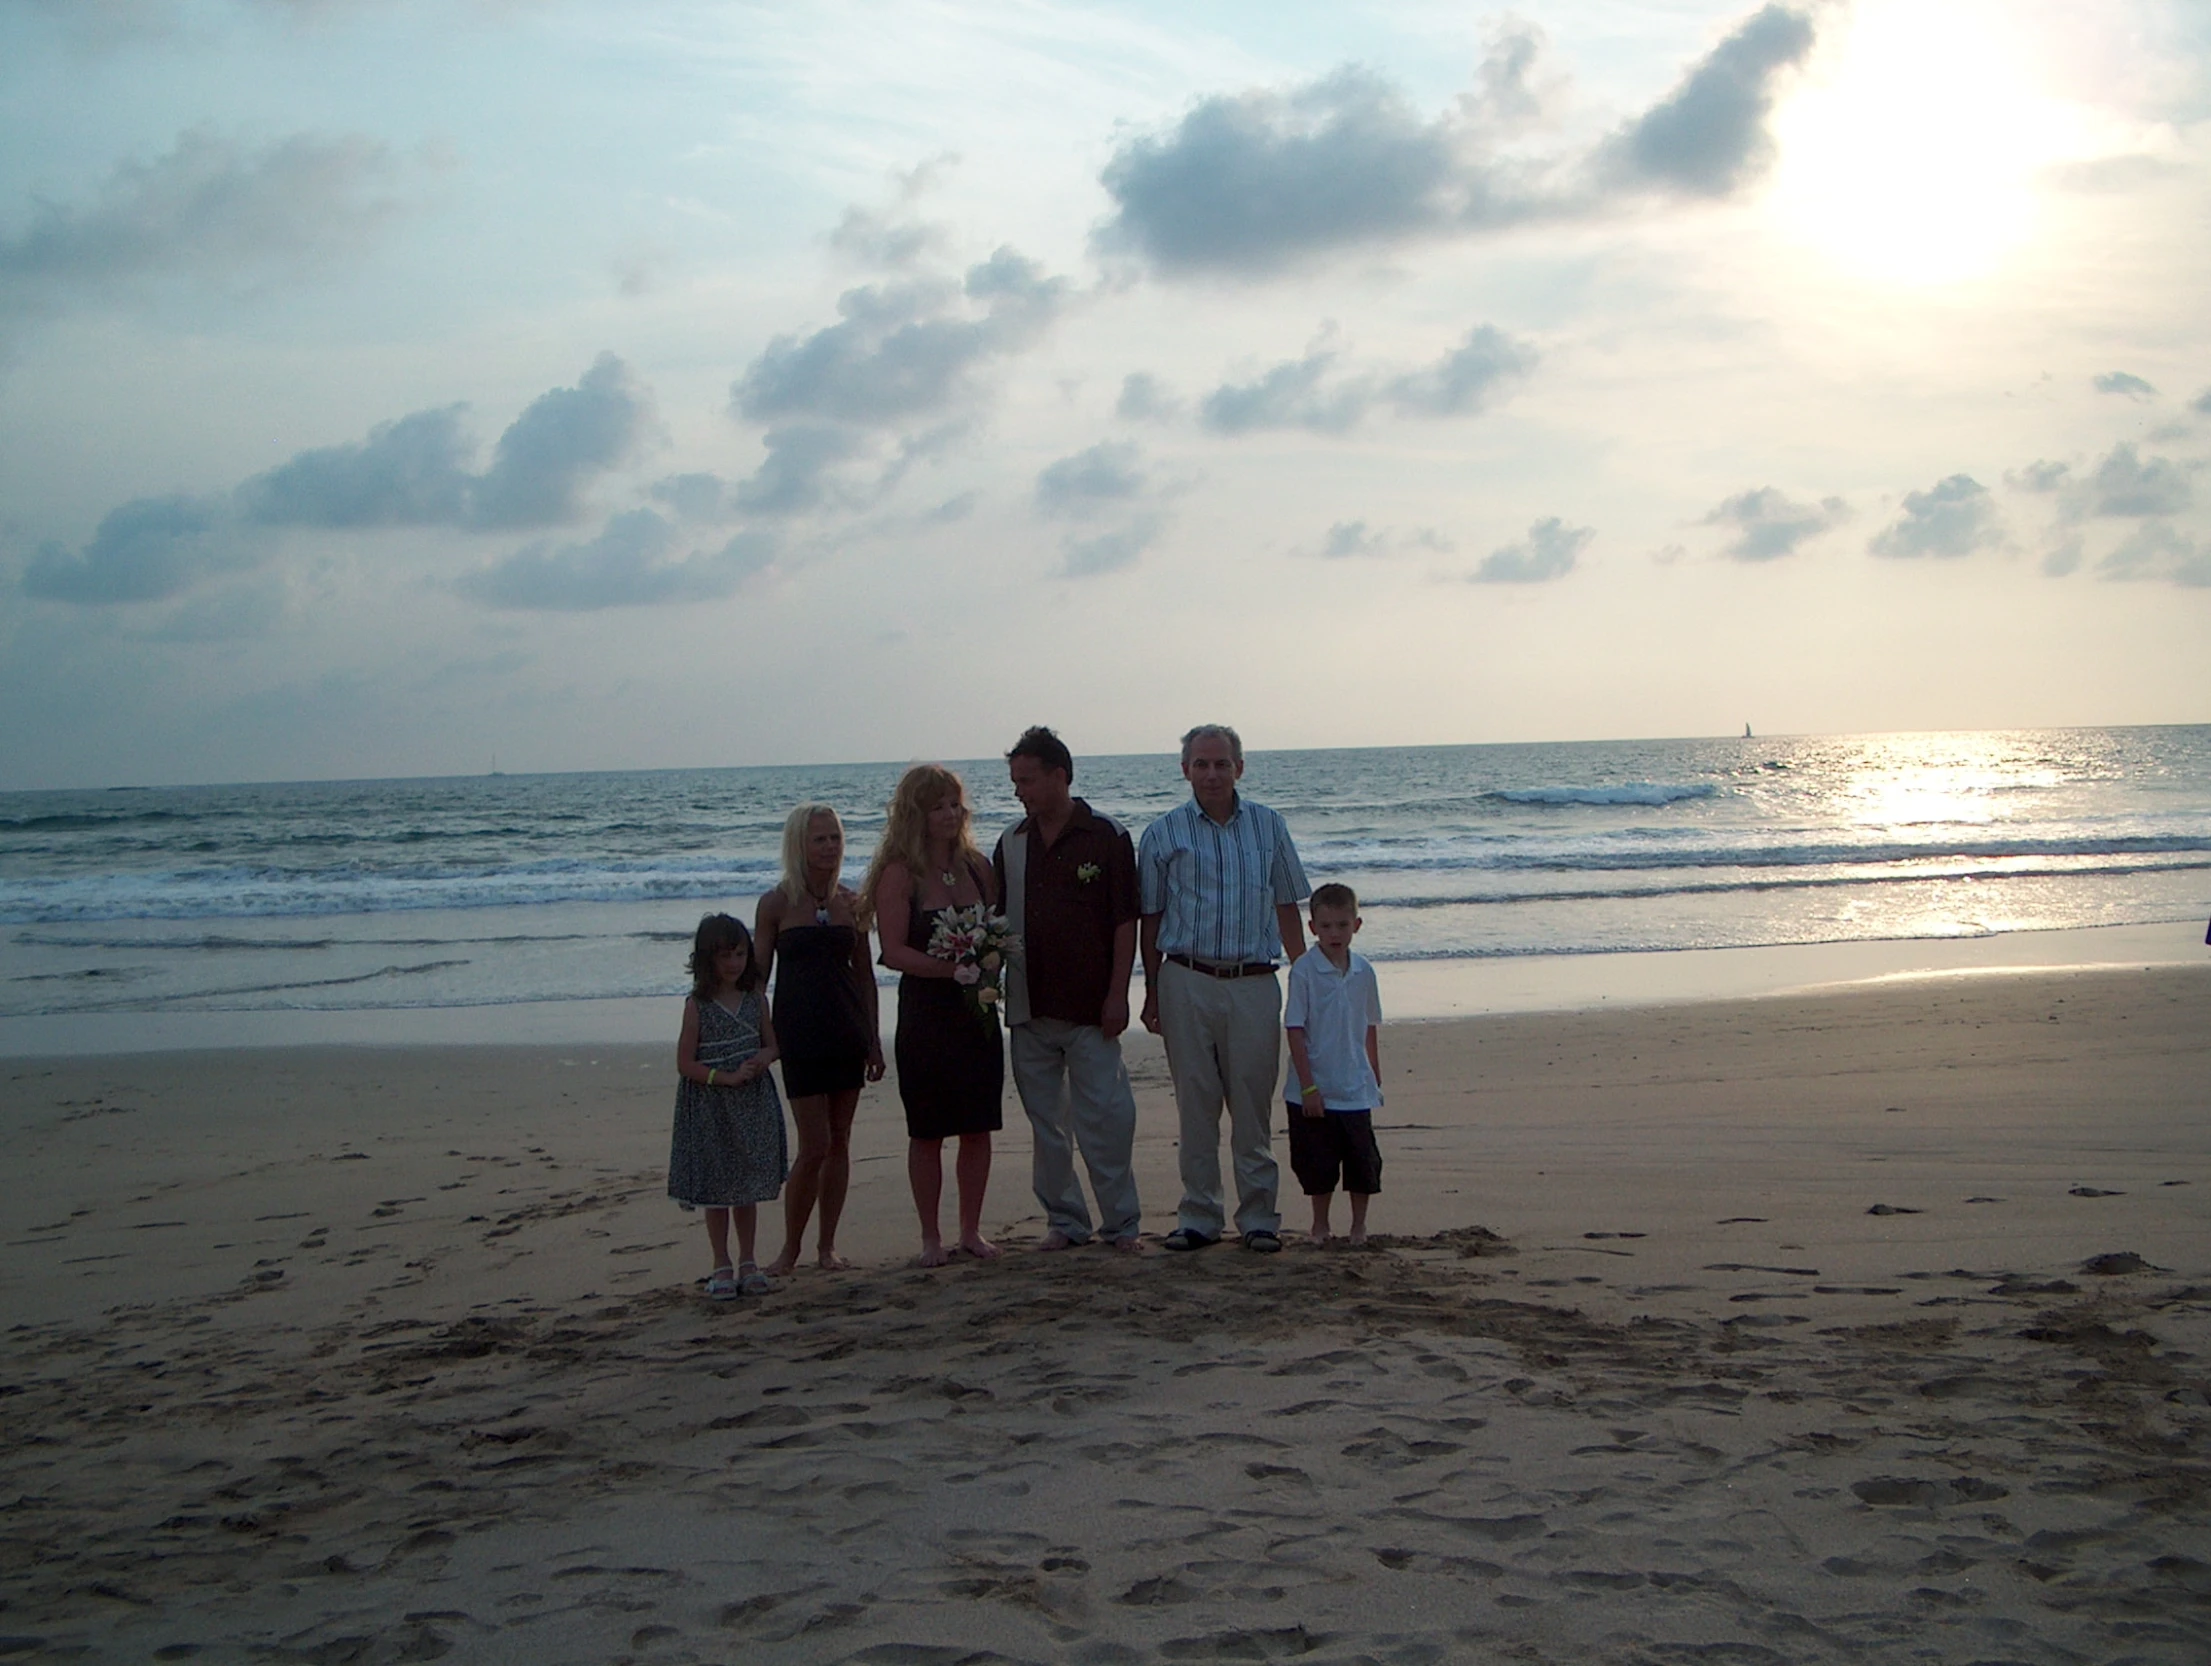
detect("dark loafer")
[1162,1228,1219,1252]
[1242,1230,1282,1254]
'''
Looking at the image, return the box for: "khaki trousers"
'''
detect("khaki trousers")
[1156,957,1282,1237]
[1010,1018,1141,1243]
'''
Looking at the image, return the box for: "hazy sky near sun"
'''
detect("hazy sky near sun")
[2,0,2208,788]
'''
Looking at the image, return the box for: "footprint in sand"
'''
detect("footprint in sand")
[2069,1186,2125,1197]
[1866,1204,1922,1216]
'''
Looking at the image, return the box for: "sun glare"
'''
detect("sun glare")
[1769,1,2075,286]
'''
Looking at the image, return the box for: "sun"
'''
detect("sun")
[1767,0,2078,286]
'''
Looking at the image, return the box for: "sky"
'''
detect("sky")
[1,0,2208,789]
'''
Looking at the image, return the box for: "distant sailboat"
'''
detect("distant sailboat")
[1743,723,1753,739]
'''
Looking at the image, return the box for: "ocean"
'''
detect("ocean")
[3,727,2208,1037]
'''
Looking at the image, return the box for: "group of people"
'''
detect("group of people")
[666,724,1387,1299]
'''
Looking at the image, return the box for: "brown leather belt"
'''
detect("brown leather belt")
[1165,953,1277,980]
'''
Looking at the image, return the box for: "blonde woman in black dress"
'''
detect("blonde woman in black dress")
[860,765,1005,1267]
[756,803,883,1275]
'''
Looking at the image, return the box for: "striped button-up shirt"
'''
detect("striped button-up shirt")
[1138,794,1310,965]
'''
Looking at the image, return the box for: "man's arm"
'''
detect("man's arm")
[1103,918,1135,1039]
[1276,902,1307,963]
[1139,913,1163,1034]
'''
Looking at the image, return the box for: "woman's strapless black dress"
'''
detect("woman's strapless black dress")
[772,921,871,1099]
[893,895,1004,1141]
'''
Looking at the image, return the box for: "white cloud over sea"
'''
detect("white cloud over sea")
[1,0,2208,786]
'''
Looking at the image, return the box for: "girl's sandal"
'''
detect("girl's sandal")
[705,1265,739,1301]
[738,1263,772,1297]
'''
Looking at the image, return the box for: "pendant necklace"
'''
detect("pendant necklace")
[809,881,835,925]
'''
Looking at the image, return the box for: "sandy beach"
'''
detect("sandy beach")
[3,963,2208,1663]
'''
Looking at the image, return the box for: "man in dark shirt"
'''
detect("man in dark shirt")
[992,726,1143,1251]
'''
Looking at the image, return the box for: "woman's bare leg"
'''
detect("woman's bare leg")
[955,1131,998,1259]
[814,1089,859,1268]
[704,1206,732,1272]
[909,1138,949,1266]
[770,1094,830,1275]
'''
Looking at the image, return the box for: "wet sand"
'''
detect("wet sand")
[2,964,2207,1662]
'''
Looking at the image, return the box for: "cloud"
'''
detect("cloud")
[2090,442,2192,516]
[1202,325,1537,434]
[732,248,1068,429]
[1701,486,1849,561]
[469,354,653,529]
[21,493,256,604]
[2193,388,2211,417]
[2006,459,2071,492]
[1062,516,1164,578]
[1599,5,1817,195]
[1307,520,1451,558]
[1116,372,1181,423]
[1383,325,1538,416]
[1868,474,2004,559]
[827,158,955,270]
[2100,522,2211,587]
[1034,442,1165,573]
[2093,371,2158,400]
[1095,67,1492,278]
[138,575,290,642]
[1319,520,1385,559]
[733,425,868,515]
[0,126,397,323]
[1092,6,1815,278]
[1471,517,1590,583]
[456,512,775,610]
[2041,534,2083,578]
[237,406,475,528]
[1201,346,1369,434]
[648,472,731,522]
[237,359,643,533]
[26,355,656,608]
[1035,442,1148,517]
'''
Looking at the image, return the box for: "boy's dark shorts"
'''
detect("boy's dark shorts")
[1285,1105,1383,1196]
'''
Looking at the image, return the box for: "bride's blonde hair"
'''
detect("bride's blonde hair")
[857,764,982,927]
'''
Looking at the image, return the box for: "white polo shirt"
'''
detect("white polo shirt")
[1283,948,1383,1111]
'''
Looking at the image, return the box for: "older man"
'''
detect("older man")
[993,726,1143,1251]
[1138,723,1309,1253]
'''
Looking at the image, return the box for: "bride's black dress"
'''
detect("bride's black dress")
[893,887,1004,1141]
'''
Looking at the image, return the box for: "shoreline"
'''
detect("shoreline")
[2,915,2203,1057]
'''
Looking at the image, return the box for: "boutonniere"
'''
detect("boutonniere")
[1075,862,1102,884]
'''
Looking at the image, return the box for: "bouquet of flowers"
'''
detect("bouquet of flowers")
[927,903,1021,1022]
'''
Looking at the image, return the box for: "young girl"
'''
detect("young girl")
[672,913,789,1299]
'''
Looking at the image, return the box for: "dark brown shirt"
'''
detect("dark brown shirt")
[992,799,1138,1026]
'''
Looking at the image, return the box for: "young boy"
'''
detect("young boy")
[1283,882,1384,1245]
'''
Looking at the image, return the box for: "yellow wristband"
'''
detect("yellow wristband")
[707,1068,717,1086]
[1299,1082,1318,1099]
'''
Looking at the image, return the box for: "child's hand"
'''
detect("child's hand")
[1301,1095,1326,1119]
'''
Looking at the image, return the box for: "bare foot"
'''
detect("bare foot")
[1348,1226,1368,1246]
[918,1237,950,1268]
[1307,1225,1331,1247]
[1110,1234,1144,1254]
[765,1250,799,1277]
[816,1249,851,1271]
[960,1232,1001,1261]
[1038,1229,1075,1251]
